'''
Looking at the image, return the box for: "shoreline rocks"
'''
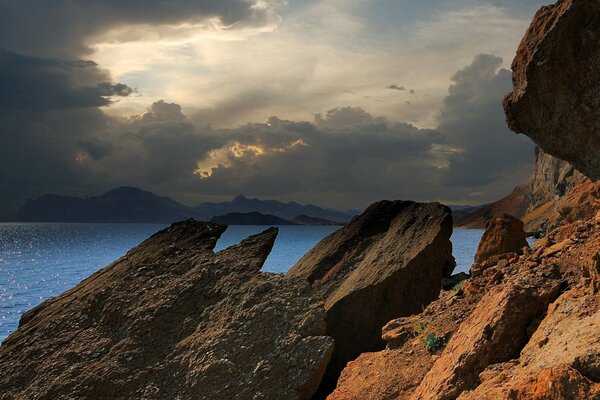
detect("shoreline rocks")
[0,220,333,400]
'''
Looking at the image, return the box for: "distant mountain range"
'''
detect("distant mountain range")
[211,212,344,226]
[15,187,357,224]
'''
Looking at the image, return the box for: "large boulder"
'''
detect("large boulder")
[474,214,529,264]
[503,0,600,181]
[0,220,333,400]
[288,200,455,381]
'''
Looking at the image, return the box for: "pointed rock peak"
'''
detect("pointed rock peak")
[218,227,278,272]
[132,220,227,257]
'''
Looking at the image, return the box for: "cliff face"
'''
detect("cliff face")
[504,0,600,181]
[528,148,588,212]
[0,221,334,400]
[523,150,595,233]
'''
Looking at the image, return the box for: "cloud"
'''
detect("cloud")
[0,0,284,58]
[437,54,534,189]
[0,49,133,110]
[387,85,406,91]
[0,52,536,218]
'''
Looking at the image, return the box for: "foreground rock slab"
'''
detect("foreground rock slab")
[288,200,455,381]
[0,220,333,400]
[504,0,600,181]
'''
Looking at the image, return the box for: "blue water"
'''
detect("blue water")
[0,223,486,342]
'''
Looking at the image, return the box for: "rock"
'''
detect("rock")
[527,148,589,213]
[523,148,592,232]
[509,365,600,400]
[288,200,455,382]
[474,214,529,264]
[0,220,333,400]
[410,265,561,400]
[503,0,600,181]
[459,364,600,400]
[458,285,600,400]
[330,203,600,400]
[327,349,432,400]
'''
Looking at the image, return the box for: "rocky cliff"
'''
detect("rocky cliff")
[504,0,600,181]
[0,221,333,400]
[522,148,591,232]
[330,209,600,400]
[288,201,455,385]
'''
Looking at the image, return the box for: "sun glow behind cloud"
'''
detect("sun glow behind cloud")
[196,139,308,179]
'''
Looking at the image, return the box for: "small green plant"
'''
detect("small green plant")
[452,280,465,292]
[412,318,429,336]
[423,333,444,353]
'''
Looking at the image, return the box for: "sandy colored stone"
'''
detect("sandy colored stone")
[0,220,333,400]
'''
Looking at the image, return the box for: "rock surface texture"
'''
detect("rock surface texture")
[504,0,600,181]
[0,220,333,400]
[523,148,590,232]
[474,214,529,264]
[329,209,600,400]
[288,201,455,381]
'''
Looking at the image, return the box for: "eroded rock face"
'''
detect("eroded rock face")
[288,200,455,381]
[330,201,600,400]
[474,214,529,264]
[0,220,333,400]
[523,148,590,232]
[504,0,600,181]
[528,148,588,212]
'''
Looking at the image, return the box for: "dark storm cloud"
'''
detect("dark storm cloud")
[0,0,281,57]
[0,49,133,110]
[194,109,445,203]
[437,54,534,188]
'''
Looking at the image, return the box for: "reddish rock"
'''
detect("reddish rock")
[504,0,600,181]
[0,220,333,400]
[331,202,600,400]
[474,214,529,264]
[288,200,455,382]
[410,268,561,400]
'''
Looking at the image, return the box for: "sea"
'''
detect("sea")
[0,223,492,342]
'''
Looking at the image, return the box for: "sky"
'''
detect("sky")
[0,0,550,219]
